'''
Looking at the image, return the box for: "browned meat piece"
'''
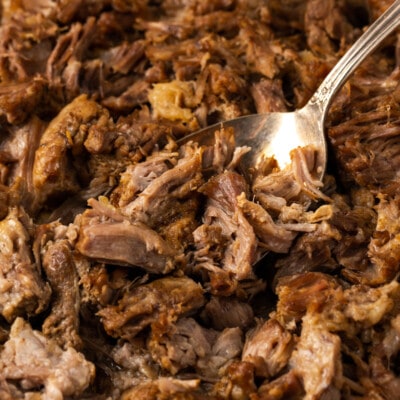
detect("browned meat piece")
[267,0,307,31]
[39,230,82,349]
[56,0,111,24]
[237,194,297,253]
[0,11,58,83]
[149,317,243,376]
[197,171,258,281]
[304,0,357,55]
[100,41,146,75]
[340,280,400,329]
[212,361,257,399]
[0,317,95,399]
[1,0,57,19]
[257,370,304,400]
[192,10,244,35]
[0,207,51,322]
[289,313,343,399]
[102,80,151,112]
[251,79,288,114]
[82,217,172,272]
[84,117,173,207]
[272,224,338,285]
[157,197,200,252]
[76,198,179,273]
[275,272,340,326]
[370,350,400,398]
[287,50,333,108]
[242,319,294,379]
[330,107,400,195]
[272,189,380,286]
[98,276,205,340]
[121,142,203,226]
[83,113,118,155]
[0,79,46,124]
[0,117,46,213]
[120,378,204,400]
[0,184,8,219]
[112,111,173,158]
[237,16,277,79]
[201,296,254,330]
[46,17,96,85]
[252,146,329,217]
[276,274,400,398]
[32,94,112,208]
[119,141,201,206]
[361,195,400,285]
[0,117,45,185]
[6,0,110,23]
[0,0,398,398]
[280,276,400,334]
[327,56,400,195]
[201,128,251,175]
[366,314,400,398]
[113,139,203,252]
[148,79,199,124]
[74,255,115,308]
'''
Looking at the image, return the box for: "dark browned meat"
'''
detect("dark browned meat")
[0,79,46,124]
[32,95,110,208]
[0,0,399,398]
[304,0,358,55]
[212,361,257,399]
[201,296,254,330]
[275,272,340,324]
[40,230,82,349]
[97,276,205,340]
[257,370,304,400]
[251,79,288,114]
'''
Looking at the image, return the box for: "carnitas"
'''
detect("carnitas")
[0,1,399,399]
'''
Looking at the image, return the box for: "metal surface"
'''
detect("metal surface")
[180,0,400,181]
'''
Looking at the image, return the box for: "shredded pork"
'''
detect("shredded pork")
[0,0,399,399]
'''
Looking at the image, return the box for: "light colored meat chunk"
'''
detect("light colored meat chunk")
[76,198,179,274]
[0,207,51,322]
[289,313,342,399]
[242,319,293,378]
[0,317,95,399]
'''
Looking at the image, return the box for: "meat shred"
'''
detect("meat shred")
[0,0,399,399]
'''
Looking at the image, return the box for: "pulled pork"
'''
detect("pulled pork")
[0,0,399,399]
